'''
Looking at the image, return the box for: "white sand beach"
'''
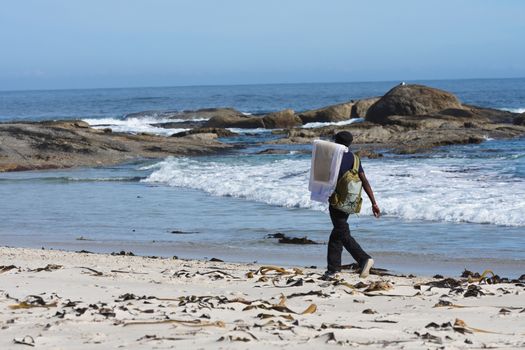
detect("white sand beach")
[1,247,524,349]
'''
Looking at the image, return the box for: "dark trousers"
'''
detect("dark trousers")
[327,205,371,272]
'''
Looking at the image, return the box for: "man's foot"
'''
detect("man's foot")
[359,258,374,278]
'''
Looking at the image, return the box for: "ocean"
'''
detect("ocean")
[0,78,524,277]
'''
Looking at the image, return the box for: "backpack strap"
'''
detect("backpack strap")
[352,154,360,173]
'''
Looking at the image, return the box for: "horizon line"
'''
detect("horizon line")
[1,76,524,94]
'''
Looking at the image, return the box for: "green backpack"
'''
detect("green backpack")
[329,155,363,214]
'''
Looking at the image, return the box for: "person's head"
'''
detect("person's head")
[333,131,353,146]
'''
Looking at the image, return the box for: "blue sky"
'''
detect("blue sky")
[1,0,524,90]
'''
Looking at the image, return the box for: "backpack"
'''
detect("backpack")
[329,154,363,214]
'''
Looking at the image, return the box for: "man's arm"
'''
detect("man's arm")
[359,171,381,218]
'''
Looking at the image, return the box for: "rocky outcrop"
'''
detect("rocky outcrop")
[366,84,463,124]
[514,114,525,126]
[204,115,265,129]
[0,121,232,172]
[352,97,380,118]
[262,109,302,129]
[171,127,238,138]
[298,102,354,124]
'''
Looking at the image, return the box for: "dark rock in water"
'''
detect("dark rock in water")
[267,232,318,244]
[298,102,354,124]
[171,127,237,138]
[354,149,383,159]
[366,84,463,124]
[209,257,224,262]
[518,274,525,281]
[170,230,197,234]
[433,274,444,279]
[153,120,206,129]
[278,236,318,245]
[262,109,302,129]
[266,233,286,239]
[352,97,380,118]
[204,114,265,129]
[514,114,525,126]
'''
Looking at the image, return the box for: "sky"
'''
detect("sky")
[1,0,524,90]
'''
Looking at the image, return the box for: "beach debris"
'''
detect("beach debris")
[463,284,485,297]
[136,334,186,342]
[13,336,35,347]
[414,331,442,344]
[315,332,338,344]
[218,330,258,342]
[124,318,226,327]
[9,295,58,310]
[77,266,103,276]
[362,308,377,314]
[110,269,147,275]
[196,269,239,279]
[0,265,18,273]
[433,300,467,308]
[209,257,223,262]
[28,264,62,272]
[499,308,511,314]
[286,290,329,299]
[256,266,303,276]
[363,281,393,292]
[426,321,453,329]
[111,251,135,256]
[75,250,93,254]
[423,277,463,289]
[242,294,317,315]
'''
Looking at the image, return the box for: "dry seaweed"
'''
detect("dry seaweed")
[9,295,58,310]
[137,334,186,342]
[77,266,103,276]
[0,265,18,273]
[257,266,303,276]
[124,318,226,327]
[29,264,62,272]
[13,336,35,347]
[286,290,329,299]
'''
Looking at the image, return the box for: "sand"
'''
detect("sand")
[1,246,524,349]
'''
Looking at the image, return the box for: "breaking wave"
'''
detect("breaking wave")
[142,155,525,227]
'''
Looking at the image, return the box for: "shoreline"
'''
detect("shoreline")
[1,247,524,349]
[2,241,525,280]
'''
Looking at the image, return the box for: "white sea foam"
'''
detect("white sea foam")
[142,155,525,227]
[500,107,525,114]
[82,117,191,136]
[302,118,364,129]
[227,128,272,134]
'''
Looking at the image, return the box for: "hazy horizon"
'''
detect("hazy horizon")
[1,0,524,91]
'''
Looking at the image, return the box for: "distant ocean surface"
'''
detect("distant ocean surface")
[1,78,524,277]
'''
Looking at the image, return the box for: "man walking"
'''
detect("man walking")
[327,131,381,278]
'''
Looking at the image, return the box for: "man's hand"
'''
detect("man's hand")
[372,203,381,218]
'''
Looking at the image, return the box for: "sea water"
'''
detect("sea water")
[0,79,524,277]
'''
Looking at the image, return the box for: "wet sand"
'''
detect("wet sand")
[1,247,524,349]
